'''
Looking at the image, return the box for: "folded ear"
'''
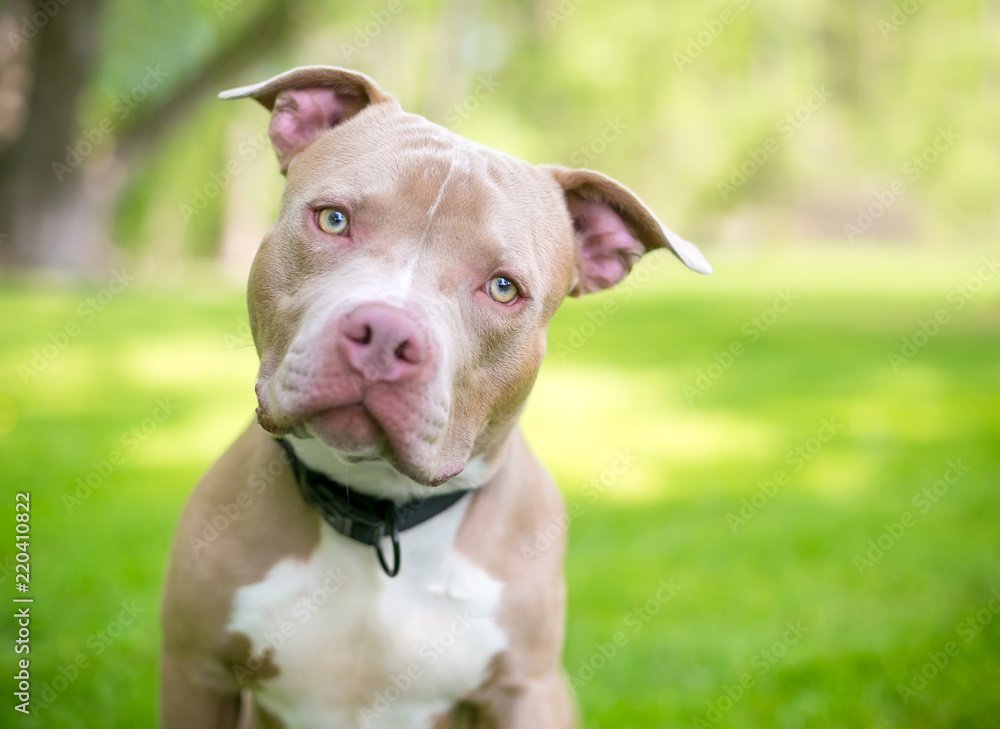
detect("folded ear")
[541,165,711,296]
[219,66,397,173]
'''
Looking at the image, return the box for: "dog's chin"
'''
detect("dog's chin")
[309,405,384,455]
[306,406,465,488]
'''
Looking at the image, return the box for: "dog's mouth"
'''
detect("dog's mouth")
[257,399,464,487]
[257,400,386,456]
[308,403,384,454]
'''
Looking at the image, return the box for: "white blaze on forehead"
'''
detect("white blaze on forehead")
[390,154,462,296]
[294,262,462,379]
[417,155,460,249]
[286,247,456,360]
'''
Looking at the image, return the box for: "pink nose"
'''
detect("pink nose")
[339,303,427,382]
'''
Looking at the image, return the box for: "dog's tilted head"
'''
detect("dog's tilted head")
[220,66,710,490]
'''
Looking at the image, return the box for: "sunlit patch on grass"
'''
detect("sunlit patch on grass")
[523,364,785,501]
[130,406,255,473]
[11,349,108,415]
[855,366,967,442]
[797,451,883,500]
[119,339,258,391]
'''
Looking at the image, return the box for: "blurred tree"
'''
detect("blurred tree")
[818,0,860,105]
[1,0,996,274]
[0,0,295,273]
[0,0,106,271]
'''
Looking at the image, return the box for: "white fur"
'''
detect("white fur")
[416,157,459,249]
[227,497,507,729]
[288,266,459,382]
[660,224,713,274]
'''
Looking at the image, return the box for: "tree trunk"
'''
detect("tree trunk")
[0,0,294,275]
[0,0,107,272]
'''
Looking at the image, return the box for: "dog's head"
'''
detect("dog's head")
[221,66,710,490]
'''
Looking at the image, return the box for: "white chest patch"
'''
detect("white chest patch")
[226,498,507,729]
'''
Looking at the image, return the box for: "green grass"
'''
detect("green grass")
[2,247,999,727]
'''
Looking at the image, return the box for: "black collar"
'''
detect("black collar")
[277,439,470,577]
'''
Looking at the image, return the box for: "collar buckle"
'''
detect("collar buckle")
[277,438,469,578]
[374,505,401,577]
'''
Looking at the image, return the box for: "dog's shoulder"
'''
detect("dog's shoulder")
[161,425,319,673]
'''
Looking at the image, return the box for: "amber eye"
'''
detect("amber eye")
[317,208,349,235]
[488,276,519,304]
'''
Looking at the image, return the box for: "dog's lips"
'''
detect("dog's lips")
[265,401,464,487]
[256,357,466,486]
[255,405,290,435]
[309,403,384,453]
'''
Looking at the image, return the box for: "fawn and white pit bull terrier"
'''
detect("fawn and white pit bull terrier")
[160,66,711,729]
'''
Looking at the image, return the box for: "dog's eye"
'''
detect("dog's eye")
[317,208,349,235]
[487,276,519,304]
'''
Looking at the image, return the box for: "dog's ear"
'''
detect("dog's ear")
[220,66,397,174]
[541,165,711,296]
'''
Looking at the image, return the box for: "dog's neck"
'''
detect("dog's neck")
[284,433,493,502]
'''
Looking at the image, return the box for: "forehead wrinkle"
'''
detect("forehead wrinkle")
[417,155,458,248]
[414,149,551,286]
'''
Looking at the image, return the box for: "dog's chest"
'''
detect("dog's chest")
[226,499,507,729]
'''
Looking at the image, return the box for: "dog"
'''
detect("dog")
[160,66,710,729]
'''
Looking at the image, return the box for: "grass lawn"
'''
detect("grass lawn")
[2,246,998,727]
